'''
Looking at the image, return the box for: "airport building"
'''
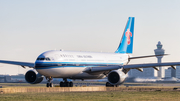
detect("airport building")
[128,69,143,77]
[128,68,157,78]
[143,68,158,77]
[0,75,11,82]
[176,66,180,78]
[129,66,176,79]
[165,68,171,78]
[171,67,176,77]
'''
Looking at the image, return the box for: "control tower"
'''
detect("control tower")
[154,41,165,78]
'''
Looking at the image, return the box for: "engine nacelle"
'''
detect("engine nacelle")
[25,70,44,84]
[107,70,127,85]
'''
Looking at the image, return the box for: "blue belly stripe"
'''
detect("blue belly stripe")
[35,62,123,69]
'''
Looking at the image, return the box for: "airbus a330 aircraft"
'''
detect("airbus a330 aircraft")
[0,17,180,87]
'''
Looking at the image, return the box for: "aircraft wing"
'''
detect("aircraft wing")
[84,62,180,73]
[124,62,180,69]
[0,60,34,68]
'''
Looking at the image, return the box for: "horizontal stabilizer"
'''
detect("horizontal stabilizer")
[129,54,168,60]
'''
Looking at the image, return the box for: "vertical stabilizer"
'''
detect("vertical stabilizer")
[115,17,135,54]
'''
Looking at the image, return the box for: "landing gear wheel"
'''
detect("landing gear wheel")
[65,82,69,87]
[50,83,53,87]
[59,79,73,87]
[69,82,73,87]
[47,83,50,87]
[60,81,64,87]
[106,82,114,87]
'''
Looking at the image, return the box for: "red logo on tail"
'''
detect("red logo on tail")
[125,29,132,45]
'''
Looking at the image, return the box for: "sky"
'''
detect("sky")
[0,0,180,75]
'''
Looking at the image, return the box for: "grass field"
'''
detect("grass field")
[0,91,180,101]
[0,83,180,101]
[0,83,46,88]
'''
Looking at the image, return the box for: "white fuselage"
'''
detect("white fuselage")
[35,50,129,80]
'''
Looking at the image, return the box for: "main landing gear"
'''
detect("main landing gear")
[106,82,119,87]
[46,77,73,87]
[46,77,53,87]
[60,78,73,87]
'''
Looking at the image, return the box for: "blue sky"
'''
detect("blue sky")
[0,0,180,75]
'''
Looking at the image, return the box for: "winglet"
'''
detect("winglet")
[115,17,135,54]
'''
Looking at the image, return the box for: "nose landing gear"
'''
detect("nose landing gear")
[46,77,53,87]
[60,78,73,87]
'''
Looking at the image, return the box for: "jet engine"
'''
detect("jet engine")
[107,70,127,85]
[25,70,44,84]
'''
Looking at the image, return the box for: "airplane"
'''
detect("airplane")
[0,17,180,87]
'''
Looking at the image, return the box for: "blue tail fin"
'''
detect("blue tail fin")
[115,17,135,54]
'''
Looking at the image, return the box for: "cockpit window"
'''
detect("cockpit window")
[46,58,50,61]
[40,58,45,60]
[37,57,51,61]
